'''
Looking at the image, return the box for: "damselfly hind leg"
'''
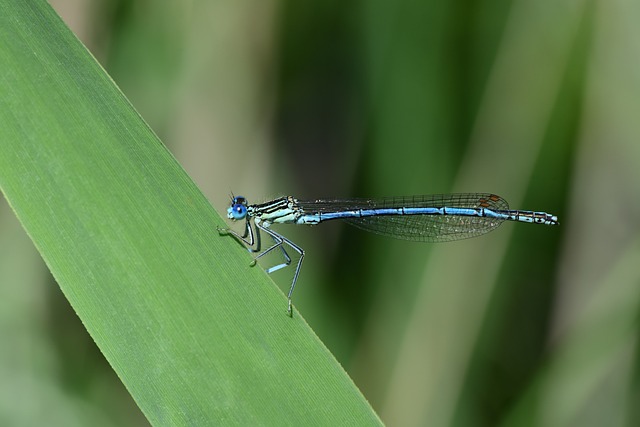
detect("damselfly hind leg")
[262,239,292,273]
[256,222,304,317]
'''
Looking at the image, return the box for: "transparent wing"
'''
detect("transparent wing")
[298,193,509,242]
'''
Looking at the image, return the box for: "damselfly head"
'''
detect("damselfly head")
[227,196,248,220]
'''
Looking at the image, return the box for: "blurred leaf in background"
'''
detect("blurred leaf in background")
[3,0,640,425]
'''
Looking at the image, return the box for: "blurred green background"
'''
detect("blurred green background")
[2,0,640,426]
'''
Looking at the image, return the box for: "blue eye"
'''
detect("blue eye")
[232,204,247,219]
[227,197,248,220]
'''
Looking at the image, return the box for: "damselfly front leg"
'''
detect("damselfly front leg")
[219,218,293,268]
[217,217,257,250]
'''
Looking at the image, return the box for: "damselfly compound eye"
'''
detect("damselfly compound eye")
[230,204,247,220]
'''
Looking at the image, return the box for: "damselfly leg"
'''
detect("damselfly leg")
[218,219,303,316]
[255,222,304,316]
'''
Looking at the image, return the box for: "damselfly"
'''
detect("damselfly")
[218,193,558,316]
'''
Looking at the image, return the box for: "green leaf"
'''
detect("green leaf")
[0,1,380,425]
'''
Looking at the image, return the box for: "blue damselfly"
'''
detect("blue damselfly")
[219,193,558,316]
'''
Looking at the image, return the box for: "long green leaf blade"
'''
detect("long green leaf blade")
[0,1,380,425]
